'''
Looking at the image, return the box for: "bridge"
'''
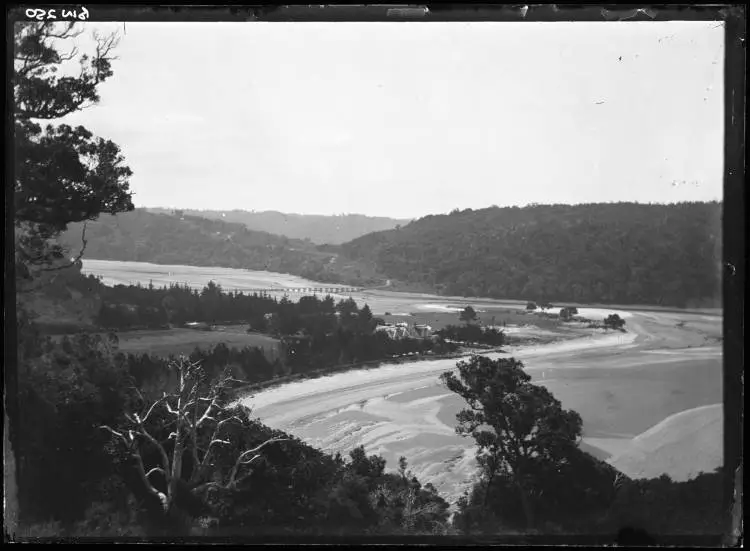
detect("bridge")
[241,287,363,295]
[117,278,365,296]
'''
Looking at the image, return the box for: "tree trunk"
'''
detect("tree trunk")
[168,420,185,513]
[483,471,495,507]
[516,480,535,531]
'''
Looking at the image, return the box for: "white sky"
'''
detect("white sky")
[60,21,724,219]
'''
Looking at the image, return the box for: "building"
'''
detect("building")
[184,321,211,331]
[375,323,410,340]
[413,324,434,338]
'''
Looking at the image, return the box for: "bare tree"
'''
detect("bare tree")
[101,358,288,515]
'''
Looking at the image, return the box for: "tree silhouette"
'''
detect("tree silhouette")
[459,306,478,325]
[441,355,583,529]
[14,22,133,281]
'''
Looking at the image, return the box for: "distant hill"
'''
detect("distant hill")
[145,208,411,245]
[59,209,387,287]
[339,202,723,308]
[62,203,723,308]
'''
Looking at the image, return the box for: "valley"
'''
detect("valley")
[81,259,723,510]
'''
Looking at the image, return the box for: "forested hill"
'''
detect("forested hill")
[340,202,723,308]
[59,209,386,286]
[145,207,412,245]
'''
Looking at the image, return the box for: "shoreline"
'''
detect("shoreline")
[81,258,722,317]
[232,344,506,399]
[231,332,589,400]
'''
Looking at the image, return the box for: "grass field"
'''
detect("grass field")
[114,325,281,359]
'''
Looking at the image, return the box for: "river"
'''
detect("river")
[240,308,722,507]
[81,259,723,507]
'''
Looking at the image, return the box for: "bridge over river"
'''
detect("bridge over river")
[239,286,364,295]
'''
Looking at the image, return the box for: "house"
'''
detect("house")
[184,321,211,331]
[413,324,433,338]
[375,323,410,340]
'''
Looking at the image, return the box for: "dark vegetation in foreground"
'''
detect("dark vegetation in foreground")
[15,327,726,540]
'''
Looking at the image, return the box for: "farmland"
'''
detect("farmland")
[50,325,282,360]
[113,325,281,359]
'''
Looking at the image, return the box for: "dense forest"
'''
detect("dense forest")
[146,208,411,245]
[94,279,462,371]
[59,209,386,287]
[341,202,723,308]
[63,202,722,308]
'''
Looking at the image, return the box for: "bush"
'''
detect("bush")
[603,314,626,331]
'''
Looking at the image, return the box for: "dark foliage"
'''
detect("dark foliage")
[442,355,600,530]
[16,330,135,524]
[459,306,478,324]
[602,469,726,536]
[603,314,627,331]
[14,23,134,278]
[341,202,722,308]
[91,280,458,375]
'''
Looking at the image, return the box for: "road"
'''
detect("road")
[240,305,722,507]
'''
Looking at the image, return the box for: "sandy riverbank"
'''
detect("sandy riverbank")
[241,309,722,507]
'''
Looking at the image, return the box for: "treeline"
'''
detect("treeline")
[94,277,368,331]
[341,202,722,308]
[61,202,723,308]
[59,209,385,287]
[455,456,725,538]
[94,281,460,382]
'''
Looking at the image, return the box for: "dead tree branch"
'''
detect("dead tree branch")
[102,358,289,515]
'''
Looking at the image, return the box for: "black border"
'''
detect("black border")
[4,3,745,547]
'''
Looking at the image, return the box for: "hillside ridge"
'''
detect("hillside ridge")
[144,207,412,245]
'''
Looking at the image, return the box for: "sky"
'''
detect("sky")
[59,21,724,219]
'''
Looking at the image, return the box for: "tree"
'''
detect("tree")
[525,302,537,311]
[17,332,133,524]
[100,358,288,528]
[459,306,478,325]
[560,307,580,321]
[357,304,375,333]
[603,314,626,331]
[13,22,134,282]
[440,355,583,530]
